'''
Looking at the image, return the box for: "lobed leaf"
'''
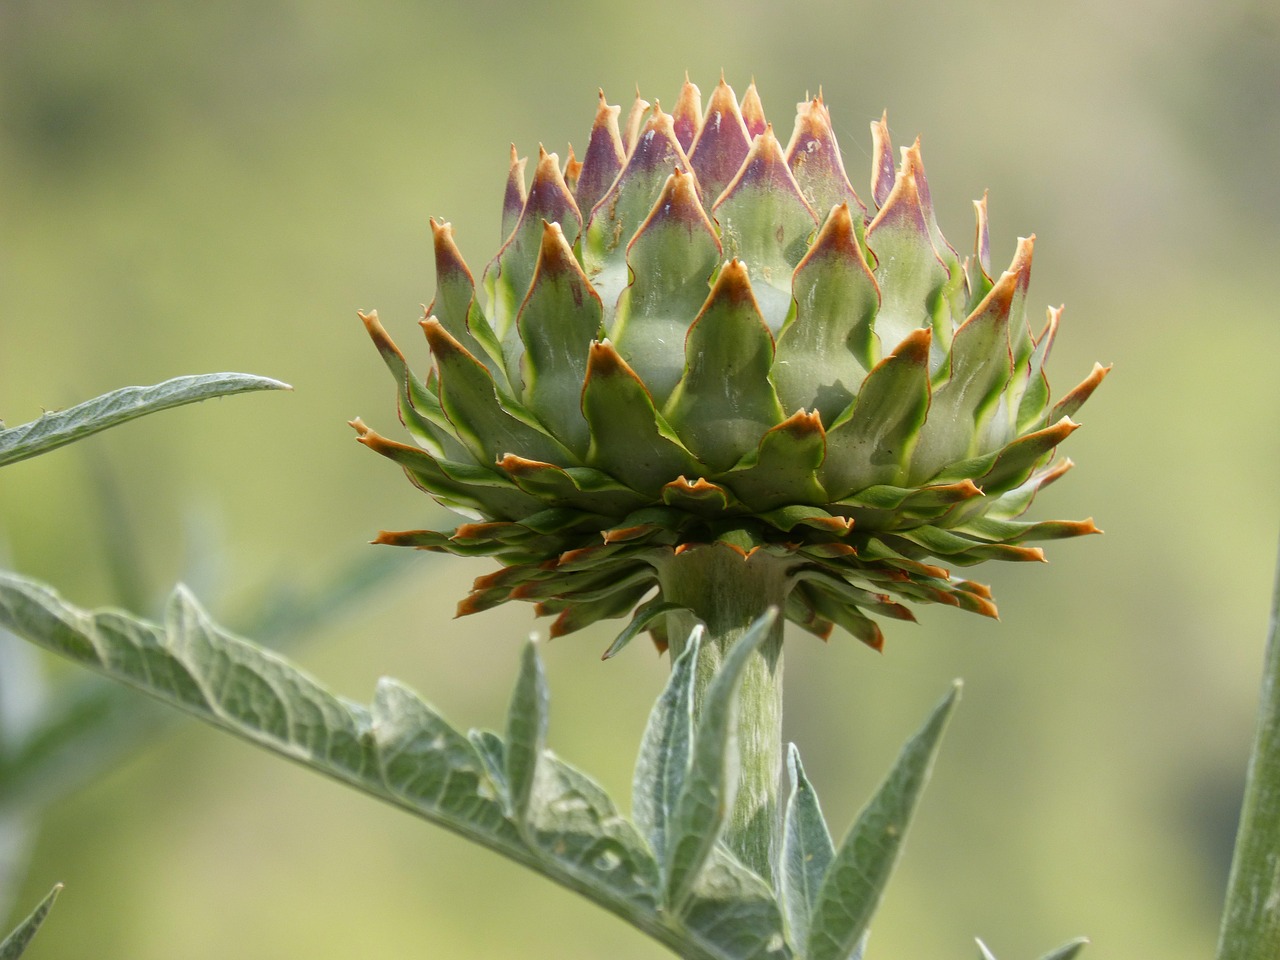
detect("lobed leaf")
[371,678,518,843]
[526,752,661,912]
[0,573,762,960]
[678,847,791,960]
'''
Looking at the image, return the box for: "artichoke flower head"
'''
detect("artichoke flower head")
[355,77,1107,655]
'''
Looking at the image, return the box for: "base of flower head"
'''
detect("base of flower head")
[366,446,1099,656]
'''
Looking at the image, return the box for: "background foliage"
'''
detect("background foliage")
[1,0,1277,957]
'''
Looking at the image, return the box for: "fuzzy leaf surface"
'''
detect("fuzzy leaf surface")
[806,682,959,960]
[781,743,835,949]
[632,629,700,859]
[0,373,289,467]
[0,550,410,824]
[665,610,777,909]
[677,847,790,960]
[0,573,768,960]
[506,641,550,823]
[526,752,661,910]
[0,884,60,960]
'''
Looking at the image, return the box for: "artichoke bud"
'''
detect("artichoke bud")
[358,77,1107,654]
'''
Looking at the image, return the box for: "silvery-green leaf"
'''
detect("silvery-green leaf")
[505,641,548,824]
[0,572,777,960]
[806,682,960,960]
[632,627,700,859]
[0,548,412,830]
[664,610,778,909]
[781,743,834,949]
[0,884,60,960]
[1212,519,1280,960]
[1038,937,1089,960]
[0,572,529,857]
[0,373,288,468]
[371,678,518,844]
[677,847,791,960]
[467,728,508,798]
[526,751,660,911]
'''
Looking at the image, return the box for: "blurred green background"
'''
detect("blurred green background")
[2,0,1277,957]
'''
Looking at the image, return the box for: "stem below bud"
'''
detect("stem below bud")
[654,543,791,883]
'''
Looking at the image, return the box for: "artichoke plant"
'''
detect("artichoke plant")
[356,77,1105,878]
[356,76,1105,655]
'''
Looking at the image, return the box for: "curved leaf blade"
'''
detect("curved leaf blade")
[806,682,960,960]
[632,627,701,860]
[1216,547,1280,960]
[0,884,60,960]
[507,641,549,823]
[0,373,290,468]
[0,574,714,957]
[1038,937,1090,960]
[781,743,835,949]
[0,572,524,855]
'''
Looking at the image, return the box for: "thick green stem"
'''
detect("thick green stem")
[1216,543,1280,960]
[654,543,790,882]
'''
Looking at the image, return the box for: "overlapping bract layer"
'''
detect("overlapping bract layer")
[357,78,1106,652]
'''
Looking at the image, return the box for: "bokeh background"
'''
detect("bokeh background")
[2,0,1277,957]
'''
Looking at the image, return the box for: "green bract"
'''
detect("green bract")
[357,78,1106,653]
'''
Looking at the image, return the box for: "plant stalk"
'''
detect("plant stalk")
[655,543,789,883]
[1216,541,1280,960]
